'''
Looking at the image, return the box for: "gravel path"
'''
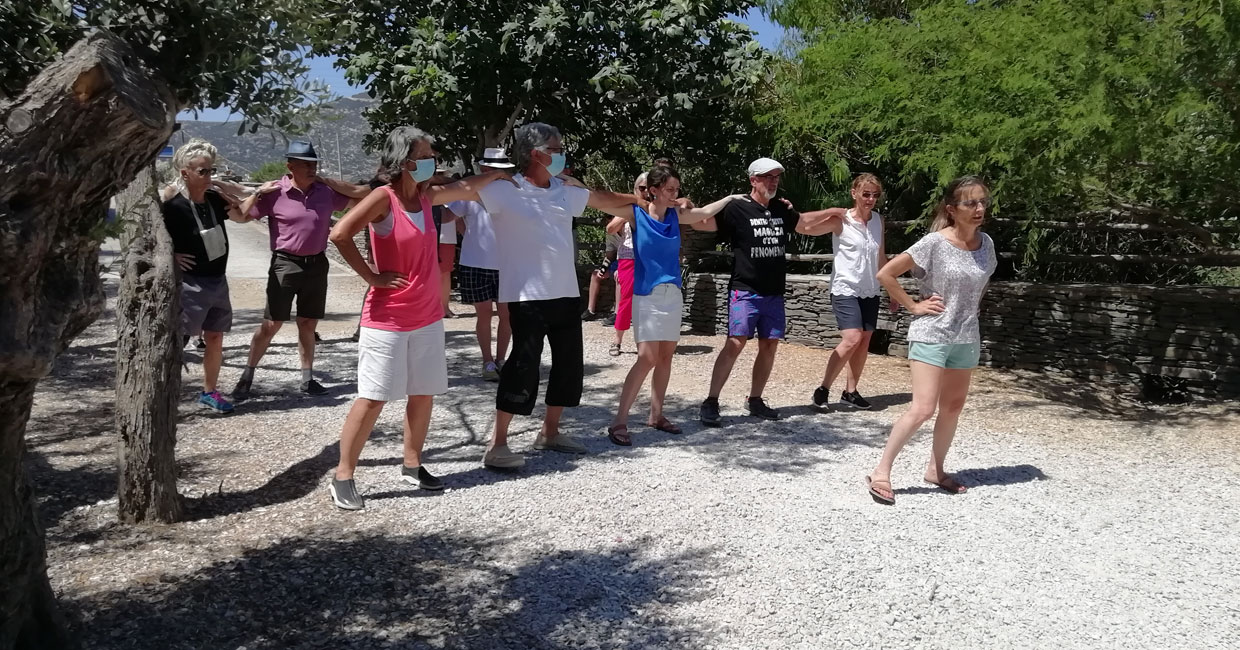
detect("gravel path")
[28,226,1240,649]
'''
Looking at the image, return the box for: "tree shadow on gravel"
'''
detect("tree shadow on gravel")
[182,442,340,522]
[894,464,1049,495]
[68,532,718,650]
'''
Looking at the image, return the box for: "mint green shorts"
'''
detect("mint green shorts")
[908,341,981,370]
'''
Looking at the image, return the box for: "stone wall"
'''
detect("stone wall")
[681,273,1240,401]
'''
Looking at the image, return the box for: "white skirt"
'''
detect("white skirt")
[633,283,683,343]
[356,320,448,400]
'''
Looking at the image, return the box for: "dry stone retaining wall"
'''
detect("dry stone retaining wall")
[679,273,1240,401]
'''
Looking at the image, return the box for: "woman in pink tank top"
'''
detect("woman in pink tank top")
[324,126,516,511]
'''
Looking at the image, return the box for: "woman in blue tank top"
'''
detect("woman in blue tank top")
[592,164,743,446]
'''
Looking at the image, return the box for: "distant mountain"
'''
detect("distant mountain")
[176,93,378,182]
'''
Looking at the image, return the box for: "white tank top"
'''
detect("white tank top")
[830,209,883,297]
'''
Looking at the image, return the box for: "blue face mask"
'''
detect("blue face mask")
[407,158,435,183]
[543,152,566,176]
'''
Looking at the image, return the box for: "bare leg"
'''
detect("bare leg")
[474,301,495,364]
[587,273,602,313]
[496,302,511,362]
[335,398,387,480]
[440,270,451,314]
[647,340,677,424]
[613,342,658,428]
[820,329,863,391]
[491,410,515,447]
[542,405,565,439]
[750,338,780,398]
[927,368,974,480]
[246,319,284,368]
[202,330,224,393]
[872,361,944,481]
[403,395,434,468]
[844,331,874,392]
[708,336,748,399]
[295,317,318,371]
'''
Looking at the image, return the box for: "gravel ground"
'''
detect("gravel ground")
[28,233,1240,649]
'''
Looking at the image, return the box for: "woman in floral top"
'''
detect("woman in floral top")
[867,176,998,505]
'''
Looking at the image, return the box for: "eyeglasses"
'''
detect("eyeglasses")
[406,156,436,163]
[192,167,217,177]
[859,191,881,199]
[538,146,565,154]
[756,173,782,180]
[954,198,992,209]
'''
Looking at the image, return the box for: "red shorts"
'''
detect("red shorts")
[437,243,455,273]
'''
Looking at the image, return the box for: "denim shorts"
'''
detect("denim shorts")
[908,341,981,370]
[727,290,786,340]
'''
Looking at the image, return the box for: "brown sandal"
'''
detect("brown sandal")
[648,417,682,434]
[606,424,631,446]
[867,475,895,505]
[924,474,968,494]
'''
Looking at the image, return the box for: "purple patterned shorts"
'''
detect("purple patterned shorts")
[727,290,786,340]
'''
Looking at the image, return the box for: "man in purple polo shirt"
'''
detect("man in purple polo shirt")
[234,141,366,398]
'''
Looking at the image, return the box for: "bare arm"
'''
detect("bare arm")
[328,190,409,289]
[876,253,943,316]
[426,171,515,205]
[315,175,371,200]
[677,194,743,224]
[587,188,641,214]
[796,208,847,236]
[605,215,630,234]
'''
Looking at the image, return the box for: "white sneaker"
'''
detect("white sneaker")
[482,443,525,469]
[532,433,588,454]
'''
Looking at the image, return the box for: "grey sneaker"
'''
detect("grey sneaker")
[482,444,526,469]
[329,478,364,510]
[532,433,587,454]
[401,465,443,491]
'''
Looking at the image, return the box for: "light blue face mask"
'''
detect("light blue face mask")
[408,158,435,183]
[543,152,566,176]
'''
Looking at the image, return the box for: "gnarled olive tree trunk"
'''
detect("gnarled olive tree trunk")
[114,168,183,524]
[0,31,175,648]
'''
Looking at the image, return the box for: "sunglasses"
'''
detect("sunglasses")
[637,185,648,191]
[954,198,992,209]
[191,167,217,177]
[858,191,881,199]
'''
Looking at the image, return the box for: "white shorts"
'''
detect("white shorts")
[633,283,683,343]
[357,320,448,401]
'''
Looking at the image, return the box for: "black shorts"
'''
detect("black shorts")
[831,294,880,331]
[496,297,583,416]
[458,265,499,304]
[264,251,329,321]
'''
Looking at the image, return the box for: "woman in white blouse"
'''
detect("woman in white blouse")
[811,174,887,412]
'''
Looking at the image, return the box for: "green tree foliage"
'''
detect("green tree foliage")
[1,0,331,132]
[250,160,290,182]
[317,0,775,196]
[769,0,1240,282]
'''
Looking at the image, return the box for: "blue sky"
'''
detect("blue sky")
[179,8,784,122]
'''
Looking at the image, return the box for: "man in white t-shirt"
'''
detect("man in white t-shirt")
[448,148,515,381]
[475,123,641,469]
